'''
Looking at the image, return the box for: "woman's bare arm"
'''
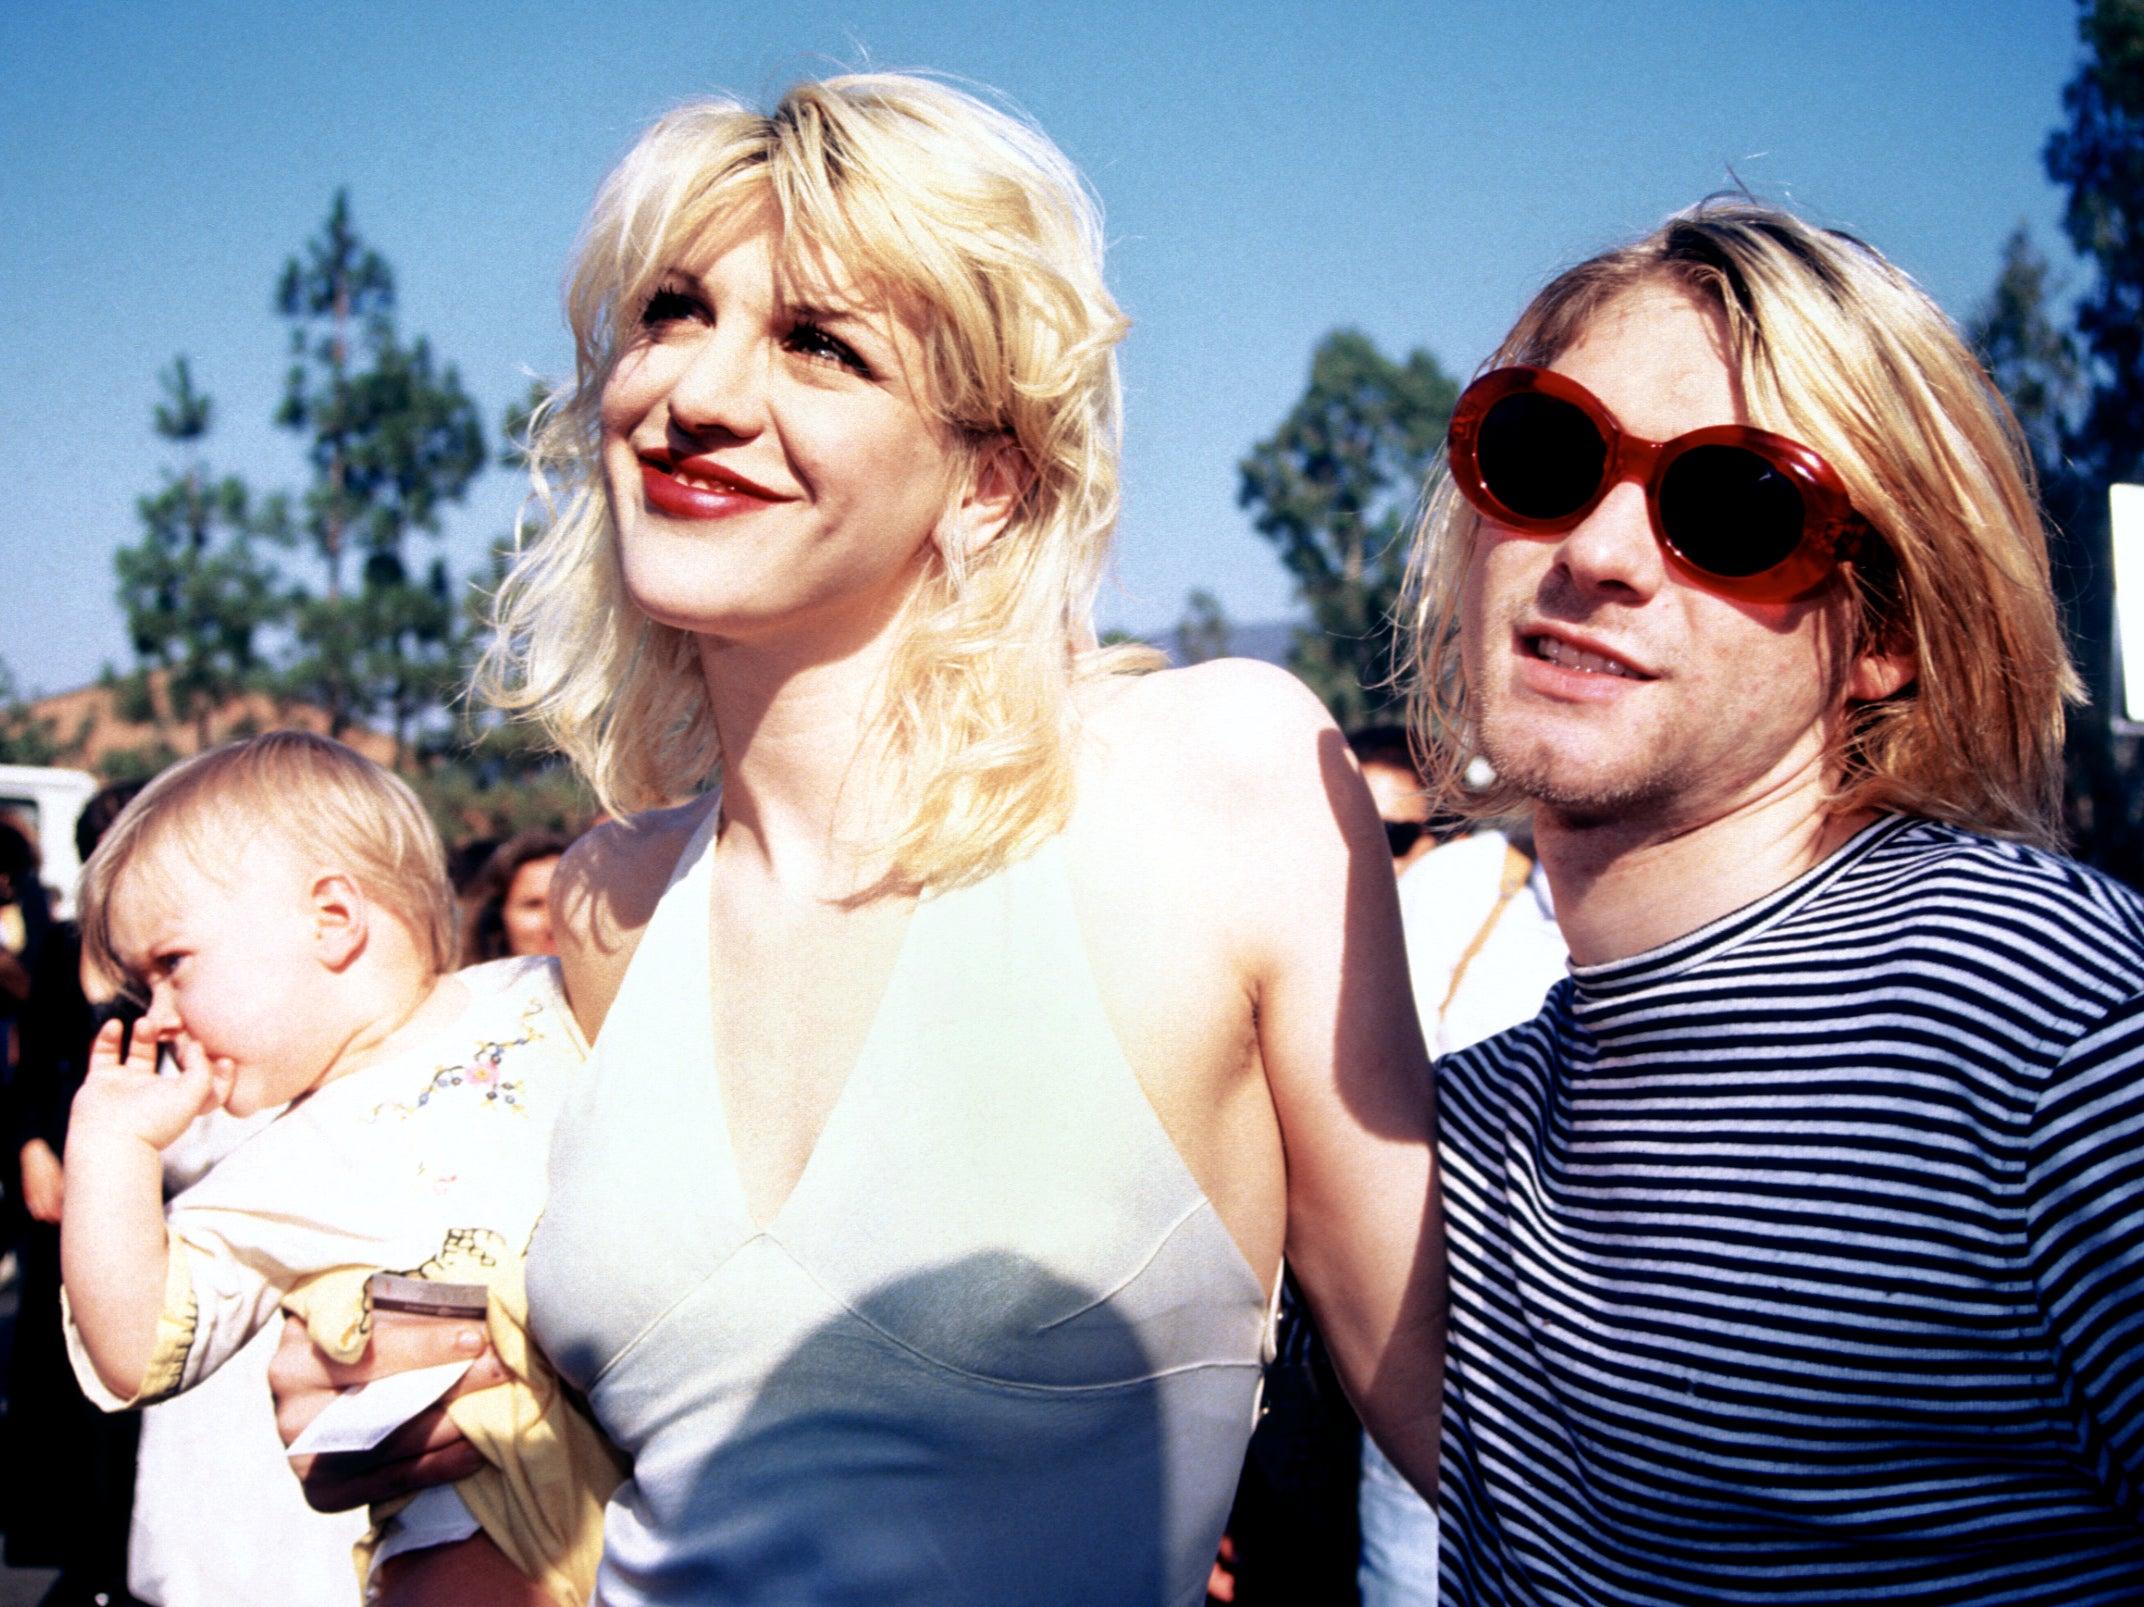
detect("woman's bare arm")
[1205,665,1446,1497]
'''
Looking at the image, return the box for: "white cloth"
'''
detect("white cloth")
[1396,830,1567,1058]
[129,1324,369,1606]
[527,814,1274,1606]
[131,1107,368,1607]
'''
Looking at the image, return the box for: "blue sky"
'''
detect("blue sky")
[0,1,2087,697]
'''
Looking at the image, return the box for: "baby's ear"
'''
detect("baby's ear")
[307,872,368,970]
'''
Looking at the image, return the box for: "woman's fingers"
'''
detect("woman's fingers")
[271,1316,501,1440]
[291,1414,491,1512]
[268,1311,509,1512]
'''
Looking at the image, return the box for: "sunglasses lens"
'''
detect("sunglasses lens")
[1475,392,1608,521]
[1657,445,1806,580]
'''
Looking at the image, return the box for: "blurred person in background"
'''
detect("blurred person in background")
[0,818,49,1083]
[458,829,573,964]
[4,784,143,1607]
[1349,725,1440,877]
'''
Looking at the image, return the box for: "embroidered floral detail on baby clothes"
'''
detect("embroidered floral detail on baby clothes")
[372,996,551,1122]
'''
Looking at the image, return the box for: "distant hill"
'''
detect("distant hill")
[1216,618,1299,667]
[1110,617,1301,668]
[24,672,395,776]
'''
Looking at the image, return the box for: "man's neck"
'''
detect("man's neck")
[1534,781,1879,967]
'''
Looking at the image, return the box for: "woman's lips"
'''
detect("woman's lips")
[636,457,787,521]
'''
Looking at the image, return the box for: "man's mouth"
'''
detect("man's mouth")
[1525,634,1647,680]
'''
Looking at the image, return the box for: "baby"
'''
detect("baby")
[60,732,616,1605]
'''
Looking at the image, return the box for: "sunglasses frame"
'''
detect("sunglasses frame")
[1447,365,1867,603]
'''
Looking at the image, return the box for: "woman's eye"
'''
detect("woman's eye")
[639,287,704,329]
[786,321,870,376]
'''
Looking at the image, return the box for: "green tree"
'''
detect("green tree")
[2046,0,2144,489]
[274,191,485,758]
[1966,226,2082,477]
[111,357,282,751]
[2040,0,2144,882]
[1239,329,1457,726]
[411,382,591,838]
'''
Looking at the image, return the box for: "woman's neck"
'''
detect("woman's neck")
[696,615,910,892]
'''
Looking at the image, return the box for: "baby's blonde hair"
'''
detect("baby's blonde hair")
[477,73,1159,889]
[1403,199,2078,843]
[79,732,454,1001]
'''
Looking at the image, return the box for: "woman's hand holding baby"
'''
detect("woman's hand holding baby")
[71,1019,236,1152]
[270,1311,508,1511]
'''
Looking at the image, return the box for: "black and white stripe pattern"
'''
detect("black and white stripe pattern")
[1438,816,2144,1605]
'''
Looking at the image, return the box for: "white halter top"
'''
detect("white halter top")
[526,808,1272,1604]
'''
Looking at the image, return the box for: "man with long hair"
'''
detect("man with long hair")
[1404,200,2144,1603]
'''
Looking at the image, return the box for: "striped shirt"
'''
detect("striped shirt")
[1439,816,2144,1605]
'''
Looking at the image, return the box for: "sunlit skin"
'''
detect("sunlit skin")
[501,855,560,958]
[107,849,361,1118]
[600,212,971,665]
[1461,282,1912,963]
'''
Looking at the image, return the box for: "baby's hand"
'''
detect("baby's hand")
[70,1021,237,1152]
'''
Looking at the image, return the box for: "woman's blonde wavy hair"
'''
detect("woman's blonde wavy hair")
[1402,199,2079,845]
[478,73,1158,889]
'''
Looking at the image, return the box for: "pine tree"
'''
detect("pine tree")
[1238,329,1457,726]
[112,357,281,752]
[274,191,485,758]
[1966,226,2082,479]
[413,381,592,838]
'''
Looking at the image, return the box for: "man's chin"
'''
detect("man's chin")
[1479,734,1668,825]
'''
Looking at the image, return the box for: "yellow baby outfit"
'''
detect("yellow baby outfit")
[63,955,612,1607]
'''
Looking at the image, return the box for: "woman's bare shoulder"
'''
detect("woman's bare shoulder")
[553,795,714,1039]
[1079,657,1349,811]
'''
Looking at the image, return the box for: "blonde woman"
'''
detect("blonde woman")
[275,74,1441,1604]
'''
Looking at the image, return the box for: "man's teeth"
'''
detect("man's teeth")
[1533,636,1637,678]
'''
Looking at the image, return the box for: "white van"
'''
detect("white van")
[0,763,101,918]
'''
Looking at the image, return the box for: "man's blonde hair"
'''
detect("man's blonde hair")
[477,72,1158,890]
[79,732,454,1000]
[1403,199,2079,843]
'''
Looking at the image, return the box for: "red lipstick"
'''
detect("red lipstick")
[636,450,791,521]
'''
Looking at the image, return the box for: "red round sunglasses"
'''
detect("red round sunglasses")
[1446,365,1869,603]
